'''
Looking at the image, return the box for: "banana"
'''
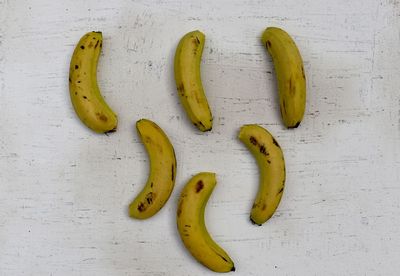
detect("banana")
[177,172,235,273]
[262,27,306,128]
[129,119,177,219]
[174,30,213,132]
[238,125,285,226]
[69,31,118,133]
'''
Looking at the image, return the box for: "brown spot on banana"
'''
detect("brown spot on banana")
[137,202,146,212]
[262,203,267,211]
[301,66,306,80]
[177,201,183,217]
[195,180,204,193]
[272,137,280,147]
[249,136,257,145]
[259,145,268,155]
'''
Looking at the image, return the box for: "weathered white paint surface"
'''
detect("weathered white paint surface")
[0,0,399,275]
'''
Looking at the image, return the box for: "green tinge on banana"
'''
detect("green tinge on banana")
[174,30,213,132]
[69,31,118,133]
[262,27,306,128]
[238,125,286,226]
[177,172,235,273]
[129,119,177,219]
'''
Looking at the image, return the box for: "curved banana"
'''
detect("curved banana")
[262,27,306,128]
[129,119,177,219]
[174,30,213,132]
[238,125,285,226]
[177,172,235,273]
[69,31,118,133]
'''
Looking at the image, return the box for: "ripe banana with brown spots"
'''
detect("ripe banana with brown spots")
[238,125,285,226]
[262,27,306,128]
[69,32,118,133]
[177,172,235,273]
[129,119,177,219]
[174,30,213,132]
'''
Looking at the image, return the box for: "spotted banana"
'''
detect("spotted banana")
[129,119,177,219]
[238,124,286,225]
[174,30,213,132]
[177,172,235,272]
[262,27,306,128]
[69,31,117,133]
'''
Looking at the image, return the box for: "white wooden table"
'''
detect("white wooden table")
[1,1,399,275]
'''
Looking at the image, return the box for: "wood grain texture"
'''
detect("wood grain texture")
[0,0,399,275]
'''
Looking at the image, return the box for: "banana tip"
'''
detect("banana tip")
[231,266,236,272]
[250,217,262,226]
[287,121,301,129]
[104,127,117,135]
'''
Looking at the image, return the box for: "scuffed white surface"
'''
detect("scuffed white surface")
[0,0,399,275]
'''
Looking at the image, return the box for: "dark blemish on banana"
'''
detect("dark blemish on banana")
[146,192,153,204]
[99,114,108,122]
[262,203,267,211]
[195,37,200,44]
[75,65,79,69]
[83,96,87,99]
[267,160,271,164]
[198,122,205,128]
[195,180,204,193]
[260,145,267,155]
[74,92,77,95]
[272,137,280,147]
[100,42,102,48]
[68,78,71,83]
[277,187,284,195]
[177,201,183,217]
[252,203,257,209]
[193,122,198,127]
[282,100,287,115]
[137,202,146,212]
[80,45,85,49]
[184,224,191,227]
[215,252,228,262]
[171,164,175,181]
[301,66,306,79]
[177,83,184,95]
[289,78,296,95]
[250,136,257,145]
[266,40,272,48]
[77,80,81,83]
[150,182,153,188]
[94,40,99,48]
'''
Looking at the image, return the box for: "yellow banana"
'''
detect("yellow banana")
[177,172,235,273]
[69,32,118,133]
[129,119,177,219]
[238,125,285,226]
[262,27,306,128]
[174,30,213,132]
